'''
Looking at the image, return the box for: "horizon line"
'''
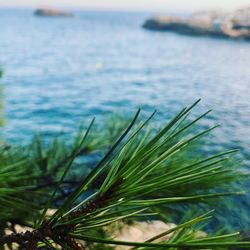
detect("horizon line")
[0,4,246,13]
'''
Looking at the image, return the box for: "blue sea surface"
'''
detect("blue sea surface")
[0,9,250,228]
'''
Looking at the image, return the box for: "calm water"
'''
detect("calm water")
[0,9,250,228]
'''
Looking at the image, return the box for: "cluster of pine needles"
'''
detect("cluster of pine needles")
[0,100,250,249]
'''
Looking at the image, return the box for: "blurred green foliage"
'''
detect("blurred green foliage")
[0,69,3,127]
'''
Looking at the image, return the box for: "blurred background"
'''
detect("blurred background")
[0,0,249,230]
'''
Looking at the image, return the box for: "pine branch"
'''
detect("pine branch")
[1,102,250,249]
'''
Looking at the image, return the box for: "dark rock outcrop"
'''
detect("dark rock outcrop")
[143,7,250,40]
[34,8,73,17]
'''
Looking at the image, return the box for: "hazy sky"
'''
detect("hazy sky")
[0,0,249,12]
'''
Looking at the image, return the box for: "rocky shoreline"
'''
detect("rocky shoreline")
[143,7,250,40]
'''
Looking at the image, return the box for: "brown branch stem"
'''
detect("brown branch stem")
[0,190,113,249]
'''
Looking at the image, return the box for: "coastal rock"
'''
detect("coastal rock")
[34,8,73,17]
[143,7,250,40]
[230,7,250,28]
[106,221,176,250]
